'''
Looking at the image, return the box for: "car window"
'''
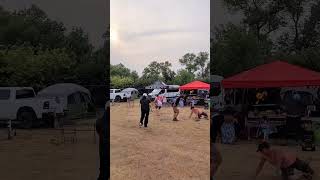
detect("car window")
[16,89,35,99]
[0,90,10,100]
[167,89,179,93]
[115,90,121,93]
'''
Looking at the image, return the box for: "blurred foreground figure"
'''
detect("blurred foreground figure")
[255,142,314,180]
[96,101,109,180]
[211,143,222,180]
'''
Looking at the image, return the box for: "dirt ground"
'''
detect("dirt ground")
[0,120,100,180]
[110,101,210,180]
[215,142,320,180]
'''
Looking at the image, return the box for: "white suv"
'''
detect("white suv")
[0,87,58,128]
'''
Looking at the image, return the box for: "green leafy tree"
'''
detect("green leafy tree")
[222,0,286,40]
[111,76,134,89]
[212,24,271,77]
[195,52,209,79]
[173,69,195,85]
[179,53,198,73]
[141,61,175,83]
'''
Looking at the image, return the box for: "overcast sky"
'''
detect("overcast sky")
[111,0,210,75]
[0,0,108,48]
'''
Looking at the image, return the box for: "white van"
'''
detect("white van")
[148,85,180,101]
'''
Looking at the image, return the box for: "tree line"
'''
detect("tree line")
[110,52,210,89]
[212,0,320,77]
[0,5,108,92]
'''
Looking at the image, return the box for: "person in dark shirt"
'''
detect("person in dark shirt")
[172,95,183,121]
[140,93,151,128]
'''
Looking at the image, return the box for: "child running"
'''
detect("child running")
[254,141,314,180]
[154,95,163,116]
[189,106,208,121]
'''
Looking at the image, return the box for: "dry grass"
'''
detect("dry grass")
[0,120,100,180]
[110,101,210,180]
[215,142,320,180]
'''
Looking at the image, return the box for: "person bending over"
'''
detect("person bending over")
[189,106,208,120]
[254,142,314,180]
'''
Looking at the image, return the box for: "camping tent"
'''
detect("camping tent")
[222,61,320,89]
[145,80,167,89]
[180,81,210,90]
[38,83,92,118]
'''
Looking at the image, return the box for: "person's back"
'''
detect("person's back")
[265,148,297,168]
[140,97,150,111]
[192,107,200,114]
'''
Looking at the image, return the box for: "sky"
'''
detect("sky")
[0,0,108,48]
[110,0,210,75]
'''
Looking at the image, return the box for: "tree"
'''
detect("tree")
[173,69,195,85]
[211,24,271,77]
[278,0,320,53]
[179,53,198,73]
[141,61,175,83]
[110,63,132,77]
[65,27,93,63]
[222,0,286,40]
[195,52,209,79]
[111,76,134,89]
[0,47,75,91]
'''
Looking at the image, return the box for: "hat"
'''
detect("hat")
[143,93,147,97]
[256,141,270,152]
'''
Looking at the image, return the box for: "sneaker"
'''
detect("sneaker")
[173,118,178,121]
[139,123,143,128]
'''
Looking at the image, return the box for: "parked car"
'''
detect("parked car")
[0,87,58,128]
[148,85,180,102]
[110,89,128,102]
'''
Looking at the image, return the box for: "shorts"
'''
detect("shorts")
[198,112,208,119]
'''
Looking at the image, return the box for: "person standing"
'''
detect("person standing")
[172,95,182,121]
[140,93,151,128]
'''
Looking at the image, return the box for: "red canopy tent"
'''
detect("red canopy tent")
[222,61,320,88]
[180,80,210,90]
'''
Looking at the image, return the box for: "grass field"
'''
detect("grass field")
[0,120,100,180]
[110,101,210,180]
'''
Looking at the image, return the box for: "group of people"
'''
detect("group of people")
[139,94,208,127]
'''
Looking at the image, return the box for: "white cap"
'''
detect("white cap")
[143,93,147,97]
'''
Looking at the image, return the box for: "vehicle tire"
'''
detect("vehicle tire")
[18,110,35,129]
[115,96,121,102]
